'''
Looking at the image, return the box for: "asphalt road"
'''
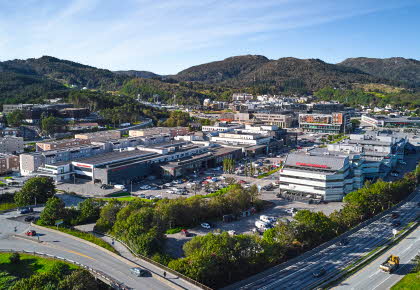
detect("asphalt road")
[334,226,419,290]
[227,188,420,290]
[0,209,185,290]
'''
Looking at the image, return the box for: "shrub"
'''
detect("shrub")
[9,253,20,264]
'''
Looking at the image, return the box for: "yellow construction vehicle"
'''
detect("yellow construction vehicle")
[379,255,400,273]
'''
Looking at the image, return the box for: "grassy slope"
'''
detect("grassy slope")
[0,252,78,278]
[391,271,420,290]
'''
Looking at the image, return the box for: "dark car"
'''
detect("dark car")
[392,221,401,227]
[130,267,147,277]
[391,212,399,219]
[312,267,326,278]
[19,207,33,214]
[24,216,35,222]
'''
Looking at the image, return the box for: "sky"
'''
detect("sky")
[0,0,419,74]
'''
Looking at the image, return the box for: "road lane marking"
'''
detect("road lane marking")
[64,249,95,260]
[368,270,380,278]
[401,244,413,254]
[43,241,96,260]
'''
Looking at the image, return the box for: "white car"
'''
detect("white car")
[227,230,236,236]
[201,223,211,229]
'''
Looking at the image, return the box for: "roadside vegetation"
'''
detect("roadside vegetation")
[0,252,108,289]
[391,254,420,290]
[31,164,420,288]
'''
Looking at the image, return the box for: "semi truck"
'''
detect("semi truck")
[379,255,400,273]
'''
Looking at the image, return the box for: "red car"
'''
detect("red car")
[181,229,191,237]
[239,180,247,184]
[25,230,37,236]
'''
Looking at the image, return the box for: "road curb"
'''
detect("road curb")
[31,223,183,290]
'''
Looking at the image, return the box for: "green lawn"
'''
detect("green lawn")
[0,252,78,278]
[165,227,184,234]
[101,196,152,202]
[257,167,281,179]
[391,272,420,290]
[0,203,17,211]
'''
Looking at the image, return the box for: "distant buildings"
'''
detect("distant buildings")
[36,139,91,152]
[201,122,243,133]
[0,154,19,175]
[279,131,409,201]
[253,112,295,128]
[232,93,253,101]
[128,127,189,138]
[75,130,121,141]
[0,136,24,154]
[299,112,351,134]
[361,114,420,129]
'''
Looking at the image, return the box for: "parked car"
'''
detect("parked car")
[130,267,147,277]
[227,230,236,236]
[392,221,401,227]
[201,223,211,229]
[312,267,326,277]
[390,172,399,177]
[24,216,35,222]
[25,230,37,236]
[138,194,146,198]
[181,229,191,237]
[391,212,399,219]
[19,207,33,214]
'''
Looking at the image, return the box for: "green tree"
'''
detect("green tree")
[9,252,20,264]
[58,269,100,290]
[77,199,102,224]
[39,197,66,226]
[6,110,24,127]
[41,116,64,135]
[14,177,56,206]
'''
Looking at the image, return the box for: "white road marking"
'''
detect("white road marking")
[368,270,380,278]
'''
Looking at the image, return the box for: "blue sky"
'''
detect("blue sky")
[0,0,419,74]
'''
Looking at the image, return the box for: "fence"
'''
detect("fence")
[0,249,130,290]
[93,231,213,290]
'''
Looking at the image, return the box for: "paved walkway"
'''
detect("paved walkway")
[75,224,200,290]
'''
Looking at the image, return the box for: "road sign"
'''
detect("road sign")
[55,219,64,226]
[392,229,398,237]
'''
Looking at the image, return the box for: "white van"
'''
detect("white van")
[260,215,276,224]
[255,220,272,231]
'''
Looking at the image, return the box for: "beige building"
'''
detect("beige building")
[253,113,294,128]
[36,139,91,151]
[75,130,121,141]
[0,137,24,154]
[0,154,19,175]
[129,127,189,138]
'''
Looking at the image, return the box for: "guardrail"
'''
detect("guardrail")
[0,249,130,290]
[94,231,212,290]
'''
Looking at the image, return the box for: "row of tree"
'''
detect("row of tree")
[169,168,418,288]
[94,184,261,256]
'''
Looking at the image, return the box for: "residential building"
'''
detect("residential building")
[253,112,295,128]
[299,112,351,134]
[128,127,189,137]
[0,154,19,175]
[232,93,253,101]
[0,136,24,154]
[75,130,121,141]
[36,139,91,151]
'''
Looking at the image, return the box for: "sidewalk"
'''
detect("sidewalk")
[75,224,201,290]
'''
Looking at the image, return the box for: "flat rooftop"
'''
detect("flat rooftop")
[72,150,157,166]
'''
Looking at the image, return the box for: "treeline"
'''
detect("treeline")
[67,90,168,125]
[169,170,417,288]
[94,185,261,257]
[314,87,420,108]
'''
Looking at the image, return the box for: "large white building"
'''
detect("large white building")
[279,153,363,201]
[279,132,409,201]
[210,132,272,146]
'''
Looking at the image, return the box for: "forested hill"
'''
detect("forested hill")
[171,55,385,91]
[113,70,160,79]
[339,57,420,87]
[0,56,129,90]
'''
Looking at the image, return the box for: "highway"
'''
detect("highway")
[227,188,420,290]
[0,209,194,290]
[335,226,419,290]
